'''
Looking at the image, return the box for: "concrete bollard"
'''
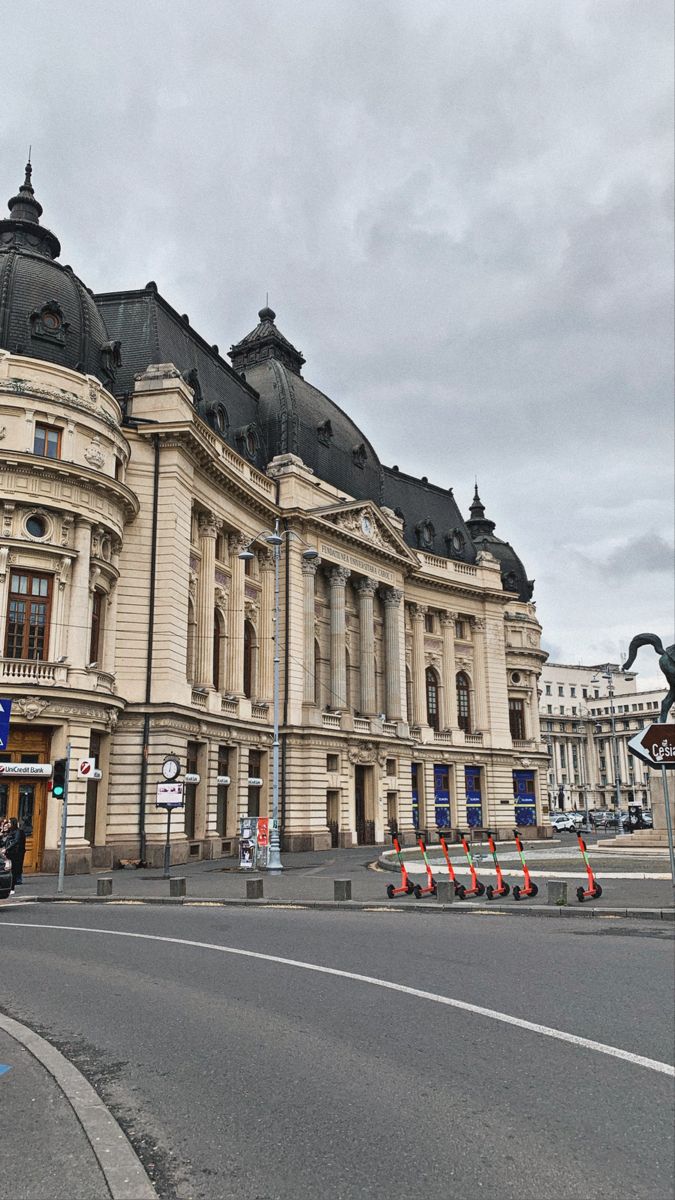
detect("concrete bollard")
[334,879,352,902]
[97,877,113,897]
[436,879,455,904]
[246,878,264,900]
[547,879,568,906]
[170,877,187,898]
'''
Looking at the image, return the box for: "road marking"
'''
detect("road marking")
[0,1064,12,1076]
[2,921,673,1078]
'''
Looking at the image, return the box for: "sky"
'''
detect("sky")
[2,0,673,689]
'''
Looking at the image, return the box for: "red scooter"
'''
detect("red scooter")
[439,833,462,896]
[512,828,539,900]
[413,834,437,898]
[575,832,602,901]
[455,830,485,899]
[386,835,415,898]
[484,830,510,900]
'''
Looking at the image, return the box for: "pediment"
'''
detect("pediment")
[309,500,417,564]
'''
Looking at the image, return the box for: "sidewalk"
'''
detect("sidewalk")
[4,843,674,913]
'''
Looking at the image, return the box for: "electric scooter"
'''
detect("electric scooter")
[484,829,510,900]
[412,834,437,898]
[454,830,485,899]
[439,833,463,895]
[512,828,539,900]
[574,831,602,902]
[386,835,415,898]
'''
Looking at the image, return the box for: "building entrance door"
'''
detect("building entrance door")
[0,726,50,872]
[355,765,375,845]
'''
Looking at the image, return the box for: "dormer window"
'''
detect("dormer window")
[317,419,333,447]
[352,443,367,469]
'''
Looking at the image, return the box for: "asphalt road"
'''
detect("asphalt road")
[1,904,673,1200]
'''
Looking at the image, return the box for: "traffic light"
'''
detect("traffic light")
[52,758,67,798]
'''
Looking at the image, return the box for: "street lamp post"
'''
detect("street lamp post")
[239,519,318,872]
[592,665,625,837]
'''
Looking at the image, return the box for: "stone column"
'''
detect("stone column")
[328,567,350,710]
[259,549,275,704]
[355,577,377,715]
[472,617,489,729]
[195,513,220,687]
[226,533,248,695]
[302,556,321,703]
[382,588,403,721]
[410,604,427,726]
[66,518,93,670]
[440,610,459,729]
[102,542,121,676]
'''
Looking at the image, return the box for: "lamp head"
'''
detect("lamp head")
[302,548,319,561]
[265,533,283,546]
[238,548,256,561]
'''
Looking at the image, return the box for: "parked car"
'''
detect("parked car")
[0,851,12,899]
[589,809,614,828]
[550,812,578,832]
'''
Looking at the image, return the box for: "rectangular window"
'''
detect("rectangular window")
[84,731,102,846]
[454,619,465,640]
[582,687,588,699]
[33,424,61,459]
[89,590,105,666]
[385,758,397,777]
[4,571,52,660]
[545,684,551,695]
[216,746,230,836]
[184,741,199,840]
[571,706,577,716]
[326,753,339,772]
[559,705,565,715]
[570,686,576,697]
[509,698,525,740]
[424,612,435,633]
[558,686,564,697]
[547,704,552,714]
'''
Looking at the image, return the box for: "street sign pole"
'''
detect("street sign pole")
[163,806,172,879]
[660,766,675,894]
[56,742,72,895]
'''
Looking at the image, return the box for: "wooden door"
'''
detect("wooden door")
[0,726,50,872]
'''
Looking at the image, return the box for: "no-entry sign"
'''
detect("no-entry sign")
[628,723,675,768]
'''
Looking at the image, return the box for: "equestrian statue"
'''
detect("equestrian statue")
[622,634,675,723]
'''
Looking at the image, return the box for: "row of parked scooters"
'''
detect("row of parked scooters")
[387,829,603,903]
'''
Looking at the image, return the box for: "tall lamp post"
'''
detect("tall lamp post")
[239,519,318,872]
[592,665,625,836]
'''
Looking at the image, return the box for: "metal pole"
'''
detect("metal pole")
[56,742,72,895]
[163,806,172,879]
[268,518,283,872]
[607,671,624,836]
[660,766,675,894]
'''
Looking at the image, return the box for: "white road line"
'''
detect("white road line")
[2,921,673,1079]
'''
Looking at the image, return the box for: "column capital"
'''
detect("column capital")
[198,513,221,539]
[301,555,322,576]
[440,609,459,626]
[355,575,377,597]
[382,587,403,608]
[228,531,250,556]
[328,565,350,587]
[472,616,486,633]
[259,548,276,572]
[409,602,427,622]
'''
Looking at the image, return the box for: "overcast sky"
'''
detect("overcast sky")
[3,1,673,689]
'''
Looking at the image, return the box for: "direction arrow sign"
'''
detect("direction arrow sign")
[628,723,675,769]
[0,699,12,751]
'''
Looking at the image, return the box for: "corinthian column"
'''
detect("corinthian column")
[226,533,248,695]
[410,603,427,725]
[302,556,321,703]
[440,610,459,729]
[472,616,489,729]
[195,514,220,687]
[382,587,403,721]
[66,518,93,670]
[356,577,377,715]
[258,549,275,704]
[328,567,350,710]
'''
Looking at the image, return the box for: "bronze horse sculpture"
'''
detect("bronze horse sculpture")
[623,634,675,723]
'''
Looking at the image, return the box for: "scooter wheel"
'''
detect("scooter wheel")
[475,882,486,897]
[455,884,466,900]
[512,885,521,901]
[500,882,510,897]
[485,885,494,900]
[406,880,415,895]
[413,885,422,899]
[576,886,585,903]
[593,883,603,898]
[386,884,395,899]
[529,883,538,898]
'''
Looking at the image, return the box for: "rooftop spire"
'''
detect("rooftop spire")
[469,482,486,522]
[466,482,496,538]
[7,159,43,224]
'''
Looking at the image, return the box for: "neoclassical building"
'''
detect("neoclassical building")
[0,164,547,871]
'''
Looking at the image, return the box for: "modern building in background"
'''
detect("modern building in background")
[539,662,663,814]
[0,164,547,872]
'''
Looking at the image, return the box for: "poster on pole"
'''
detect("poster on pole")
[156,782,185,808]
[239,817,257,869]
[256,818,269,868]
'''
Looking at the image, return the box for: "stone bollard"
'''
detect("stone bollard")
[246,878,264,900]
[436,879,455,904]
[97,878,113,897]
[170,877,187,898]
[334,879,352,902]
[547,879,568,906]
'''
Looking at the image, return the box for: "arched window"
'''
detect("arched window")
[186,598,196,684]
[213,609,225,691]
[243,620,256,698]
[457,671,471,733]
[425,666,440,730]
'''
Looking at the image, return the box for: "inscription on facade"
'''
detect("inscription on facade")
[319,542,395,583]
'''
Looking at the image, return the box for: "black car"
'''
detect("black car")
[0,851,12,899]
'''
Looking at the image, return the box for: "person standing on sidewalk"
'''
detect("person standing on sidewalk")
[4,818,26,888]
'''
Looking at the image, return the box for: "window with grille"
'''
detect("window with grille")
[456,672,471,733]
[4,572,52,660]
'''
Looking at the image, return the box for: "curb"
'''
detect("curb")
[0,1012,156,1200]
[3,894,673,921]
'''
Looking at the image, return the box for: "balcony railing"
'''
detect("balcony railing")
[0,658,65,685]
[433,728,453,743]
[382,721,398,736]
[322,712,342,730]
[353,717,371,734]
[251,703,270,721]
[464,732,484,744]
[220,696,239,716]
[191,689,208,709]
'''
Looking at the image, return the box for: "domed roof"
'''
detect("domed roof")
[465,485,534,601]
[0,164,114,387]
[230,307,384,501]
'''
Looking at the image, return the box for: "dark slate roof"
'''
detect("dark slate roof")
[0,164,113,386]
[382,466,477,565]
[466,485,534,601]
[230,308,384,502]
[95,286,266,469]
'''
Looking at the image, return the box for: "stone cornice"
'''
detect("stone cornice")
[0,452,139,523]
